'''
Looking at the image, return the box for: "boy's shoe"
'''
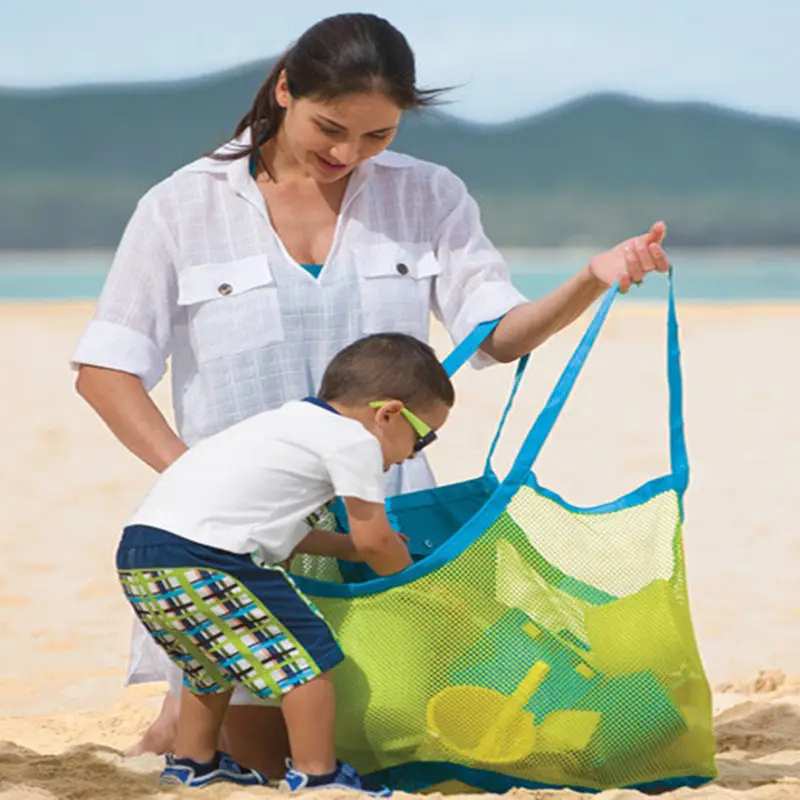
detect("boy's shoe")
[159,751,269,788]
[279,759,392,796]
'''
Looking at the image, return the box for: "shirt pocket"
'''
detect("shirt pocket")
[176,255,285,362]
[357,244,442,336]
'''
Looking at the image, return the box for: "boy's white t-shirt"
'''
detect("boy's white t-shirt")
[127,400,386,562]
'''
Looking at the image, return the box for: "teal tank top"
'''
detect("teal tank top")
[300,264,323,279]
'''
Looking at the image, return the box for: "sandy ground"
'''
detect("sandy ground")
[0,298,799,799]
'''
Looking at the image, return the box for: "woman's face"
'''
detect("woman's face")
[275,73,402,183]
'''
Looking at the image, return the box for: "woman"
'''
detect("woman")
[72,12,668,776]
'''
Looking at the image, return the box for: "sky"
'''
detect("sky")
[2,0,798,124]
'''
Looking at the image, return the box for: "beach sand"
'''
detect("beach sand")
[0,299,798,799]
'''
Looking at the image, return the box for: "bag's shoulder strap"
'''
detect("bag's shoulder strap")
[439,271,688,493]
[441,317,504,376]
[505,269,688,493]
[440,316,529,478]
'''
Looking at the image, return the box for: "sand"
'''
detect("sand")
[0,298,798,799]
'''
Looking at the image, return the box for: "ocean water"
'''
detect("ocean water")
[1,249,799,302]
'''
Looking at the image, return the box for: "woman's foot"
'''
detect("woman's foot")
[126,692,179,756]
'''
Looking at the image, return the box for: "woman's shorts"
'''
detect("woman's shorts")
[116,525,343,700]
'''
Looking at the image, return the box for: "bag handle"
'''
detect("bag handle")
[441,316,503,375]
[441,316,530,479]
[483,355,528,478]
[505,268,688,492]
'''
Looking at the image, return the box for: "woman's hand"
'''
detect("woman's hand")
[588,221,670,293]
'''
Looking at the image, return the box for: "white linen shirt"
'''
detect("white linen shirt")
[71,137,526,481]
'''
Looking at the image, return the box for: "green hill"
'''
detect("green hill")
[2,59,800,249]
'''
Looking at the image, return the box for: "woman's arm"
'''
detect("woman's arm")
[481,266,605,362]
[75,365,187,473]
[72,192,184,472]
[430,167,669,365]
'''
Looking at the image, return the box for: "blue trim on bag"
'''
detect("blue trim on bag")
[292,469,518,598]
[363,760,713,795]
[292,466,682,600]
[525,471,681,515]
[382,474,498,513]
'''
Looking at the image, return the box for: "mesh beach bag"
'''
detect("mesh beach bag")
[290,271,716,794]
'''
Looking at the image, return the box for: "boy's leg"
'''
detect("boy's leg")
[278,671,391,796]
[221,704,290,776]
[173,684,233,763]
[280,672,336,776]
[160,685,269,789]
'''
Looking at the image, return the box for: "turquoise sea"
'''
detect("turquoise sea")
[1,249,799,302]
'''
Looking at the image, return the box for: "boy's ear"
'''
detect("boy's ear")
[373,399,404,421]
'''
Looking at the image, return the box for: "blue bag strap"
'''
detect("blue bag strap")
[666,268,689,493]
[440,316,530,479]
[441,316,503,376]
[506,268,688,493]
[484,354,528,478]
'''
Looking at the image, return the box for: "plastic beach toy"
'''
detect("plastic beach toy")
[426,660,550,764]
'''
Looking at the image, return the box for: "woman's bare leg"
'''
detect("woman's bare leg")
[126,691,179,756]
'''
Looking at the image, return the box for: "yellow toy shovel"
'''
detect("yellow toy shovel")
[426,661,550,764]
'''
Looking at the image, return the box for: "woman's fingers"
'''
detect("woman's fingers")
[650,242,670,272]
[648,220,667,245]
[625,244,644,284]
[635,236,659,277]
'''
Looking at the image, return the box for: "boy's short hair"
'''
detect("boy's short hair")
[318,333,455,410]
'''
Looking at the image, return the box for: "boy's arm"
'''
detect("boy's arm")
[343,496,413,576]
[292,529,363,562]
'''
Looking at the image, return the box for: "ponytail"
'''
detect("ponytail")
[210,53,289,177]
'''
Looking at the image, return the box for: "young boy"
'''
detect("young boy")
[115,333,454,792]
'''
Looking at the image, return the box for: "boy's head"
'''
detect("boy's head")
[318,333,455,469]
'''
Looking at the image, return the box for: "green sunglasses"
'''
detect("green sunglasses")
[369,401,438,453]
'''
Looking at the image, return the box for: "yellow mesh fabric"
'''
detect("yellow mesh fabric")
[292,483,716,792]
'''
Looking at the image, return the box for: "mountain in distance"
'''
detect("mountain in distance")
[2,58,799,249]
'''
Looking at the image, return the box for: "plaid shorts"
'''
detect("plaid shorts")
[116,525,343,699]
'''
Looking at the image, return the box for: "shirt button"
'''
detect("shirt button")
[217,283,233,296]
[396,263,409,276]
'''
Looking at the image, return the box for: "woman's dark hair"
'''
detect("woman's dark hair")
[318,333,455,411]
[212,13,448,170]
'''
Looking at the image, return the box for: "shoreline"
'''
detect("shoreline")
[2,298,799,315]
[3,245,800,258]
